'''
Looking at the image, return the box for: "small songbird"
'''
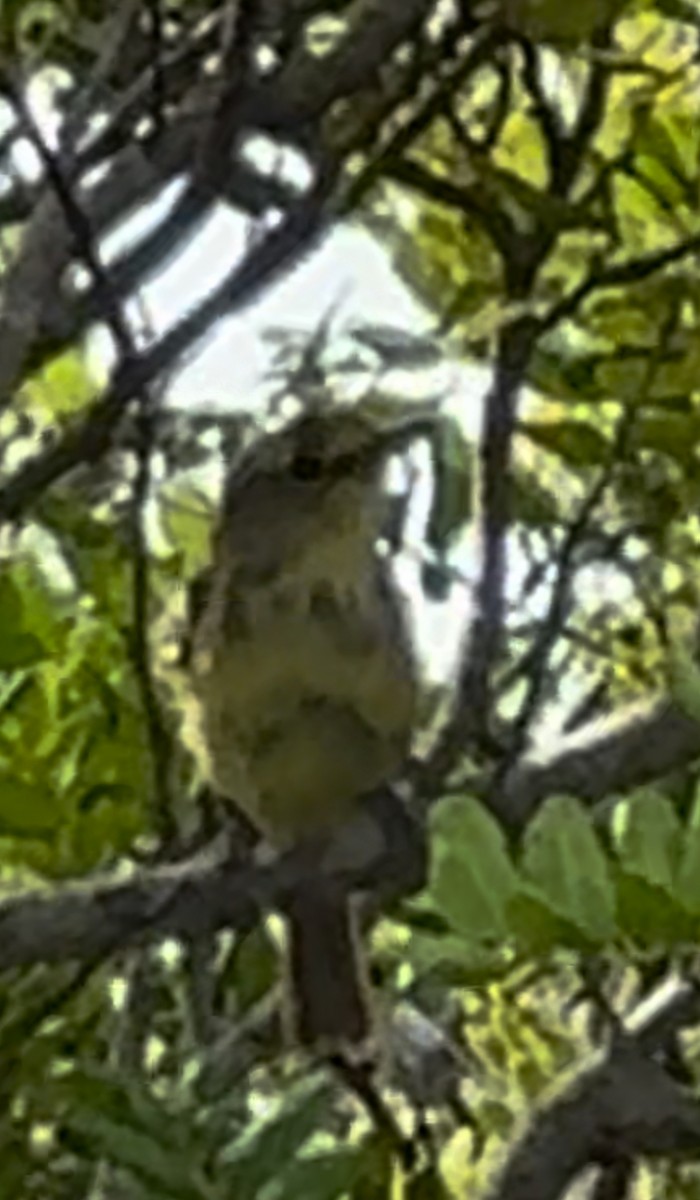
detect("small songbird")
[185,398,433,1053]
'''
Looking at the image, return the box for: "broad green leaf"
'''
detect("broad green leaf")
[519,420,609,468]
[595,356,650,402]
[614,868,695,947]
[629,414,700,468]
[520,797,616,944]
[507,889,591,955]
[10,558,69,655]
[0,775,61,837]
[0,576,47,669]
[584,295,660,347]
[612,789,681,891]
[67,794,144,872]
[429,797,519,945]
[527,348,605,403]
[0,631,46,670]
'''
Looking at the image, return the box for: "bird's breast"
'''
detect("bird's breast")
[188,563,418,844]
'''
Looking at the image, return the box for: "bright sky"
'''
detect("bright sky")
[94,190,489,687]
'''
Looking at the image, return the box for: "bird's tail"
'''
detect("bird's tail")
[284,881,373,1053]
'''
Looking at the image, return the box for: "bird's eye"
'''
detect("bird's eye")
[290,453,324,481]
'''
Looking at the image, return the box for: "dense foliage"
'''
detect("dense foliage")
[3,1,700,1198]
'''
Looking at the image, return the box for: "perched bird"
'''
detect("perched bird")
[185,399,432,1053]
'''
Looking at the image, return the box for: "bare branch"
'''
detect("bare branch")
[244,0,434,133]
[490,1041,700,1200]
[0,793,417,970]
[493,698,700,834]
[489,983,700,1200]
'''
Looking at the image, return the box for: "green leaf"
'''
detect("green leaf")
[632,107,696,206]
[226,924,278,1012]
[614,868,695,947]
[405,1166,452,1200]
[527,346,605,403]
[426,418,473,550]
[65,1068,197,1155]
[630,414,700,468]
[349,324,443,368]
[507,0,625,47]
[676,791,700,914]
[56,1067,213,1197]
[264,1146,368,1200]
[0,775,61,837]
[520,797,616,945]
[220,1076,334,1200]
[23,351,97,418]
[160,483,214,576]
[409,930,509,985]
[612,789,681,891]
[65,1108,208,1199]
[429,797,519,945]
[11,558,69,655]
[595,356,650,403]
[37,494,132,624]
[512,472,560,528]
[507,889,590,955]
[519,420,609,468]
[348,1135,394,1200]
[667,630,700,723]
[0,576,48,669]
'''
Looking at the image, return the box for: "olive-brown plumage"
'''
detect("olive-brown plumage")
[186,405,427,1050]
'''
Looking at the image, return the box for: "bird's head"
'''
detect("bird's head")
[221,397,438,516]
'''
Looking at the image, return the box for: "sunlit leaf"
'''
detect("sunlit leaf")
[220,1076,334,1200]
[612,788,681,891]
[519,420,609,467]
[160,482,214,577]
[520,797,616,944]
[429,797,519,945]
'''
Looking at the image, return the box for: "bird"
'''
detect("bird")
[184,397,434,1054]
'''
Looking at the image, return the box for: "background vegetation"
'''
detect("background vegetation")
[4,0,700,1197]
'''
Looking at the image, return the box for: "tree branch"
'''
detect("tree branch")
[0,171,335,523]
[493,698,700,834]
[489,980,700,1200]
[0,793,418,970]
